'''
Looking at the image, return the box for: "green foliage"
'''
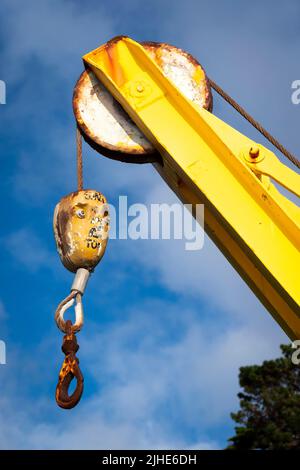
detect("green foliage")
[228,345,300,449]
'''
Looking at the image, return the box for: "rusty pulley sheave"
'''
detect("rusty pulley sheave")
[53,131,109,409]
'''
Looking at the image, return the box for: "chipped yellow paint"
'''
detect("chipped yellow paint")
[193,66,205,84]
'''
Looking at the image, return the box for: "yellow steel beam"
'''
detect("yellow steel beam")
[83,37,300,339]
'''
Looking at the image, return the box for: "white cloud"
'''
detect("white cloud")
[0,301,7,321]
[0,297,286,449]
[3,227,56,272]
[1,0,115,82]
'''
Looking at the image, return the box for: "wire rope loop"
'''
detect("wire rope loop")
[55,291,84,333]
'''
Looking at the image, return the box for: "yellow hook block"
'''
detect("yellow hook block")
[53,189,109,273]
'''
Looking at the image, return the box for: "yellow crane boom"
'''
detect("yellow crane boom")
[82,36,300,340]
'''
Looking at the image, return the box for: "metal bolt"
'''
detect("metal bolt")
[136,83,144,93]
[249,146,260,159]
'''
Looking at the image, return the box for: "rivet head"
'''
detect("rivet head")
[136,84,144,93]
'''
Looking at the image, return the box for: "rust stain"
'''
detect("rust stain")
[142,41,213,112]
[104,37,127,87]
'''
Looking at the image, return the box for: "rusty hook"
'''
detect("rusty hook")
[55,320,84,409]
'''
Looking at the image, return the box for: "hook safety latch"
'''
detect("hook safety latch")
[55,320,84,409]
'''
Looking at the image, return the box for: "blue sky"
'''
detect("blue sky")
[0,0,299,449]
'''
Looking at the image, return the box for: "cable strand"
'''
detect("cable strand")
[76,126,83,190]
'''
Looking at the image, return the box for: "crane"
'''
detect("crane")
[53,36,300,409]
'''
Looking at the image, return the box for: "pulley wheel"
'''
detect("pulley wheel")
[73,41,212,163]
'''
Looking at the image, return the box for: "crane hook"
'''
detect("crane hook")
[54,269,90,409]
[55,320,84,409]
